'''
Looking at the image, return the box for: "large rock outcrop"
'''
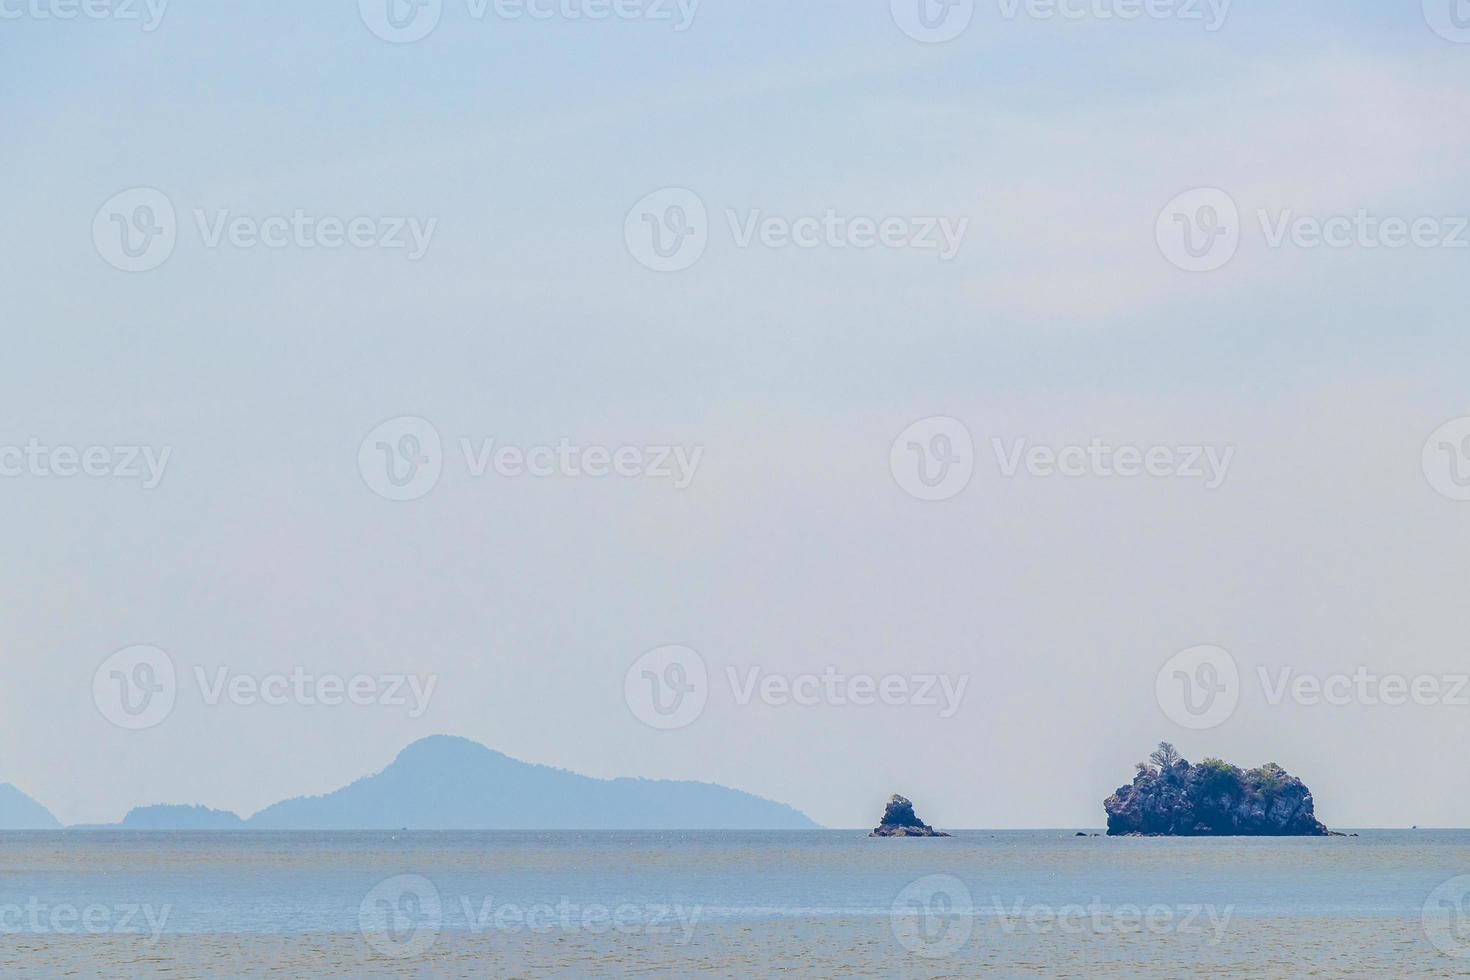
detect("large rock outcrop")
[1105,743,1329,836]
[870,795,951,837]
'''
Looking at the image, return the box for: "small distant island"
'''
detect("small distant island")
[120,805,244,830]
[870,794,950,837]
[1105,742,1332,837]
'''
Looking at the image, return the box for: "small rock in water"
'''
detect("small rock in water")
[869,795,951,837]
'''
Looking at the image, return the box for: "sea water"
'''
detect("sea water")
[3,829,1467,977]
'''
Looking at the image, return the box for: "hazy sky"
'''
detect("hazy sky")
[4,1,1470,828]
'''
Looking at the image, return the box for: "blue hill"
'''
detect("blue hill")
[0,784,60,829]
[245,735,819,830]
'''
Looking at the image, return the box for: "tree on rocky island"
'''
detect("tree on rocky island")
[1149,742,1182,771]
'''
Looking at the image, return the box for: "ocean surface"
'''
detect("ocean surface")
[4,829,1469,977]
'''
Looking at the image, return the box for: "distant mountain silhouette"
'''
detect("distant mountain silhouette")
[0,784,60,829]
[86,737,819,830]
[248,736,818,829]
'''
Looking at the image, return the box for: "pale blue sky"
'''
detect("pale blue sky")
[3,1,1470,827]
